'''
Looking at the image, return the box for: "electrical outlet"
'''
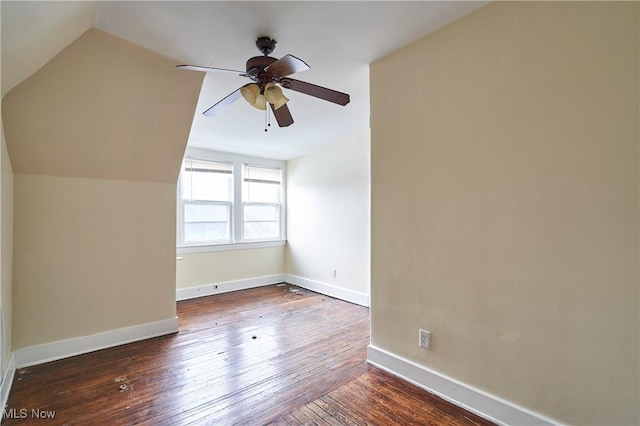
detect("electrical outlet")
[419,329,431,349]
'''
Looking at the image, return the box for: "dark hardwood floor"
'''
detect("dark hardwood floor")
[3,284,493,425]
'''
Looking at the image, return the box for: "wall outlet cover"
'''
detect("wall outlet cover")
[419,329,431,349]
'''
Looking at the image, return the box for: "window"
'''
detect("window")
[177,150,286,251]
[180,159,233,244]
[243,165,282,240]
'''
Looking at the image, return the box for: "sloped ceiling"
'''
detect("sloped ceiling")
[1,1,98,97]
[2,29,203,182]
[2,1,489,160]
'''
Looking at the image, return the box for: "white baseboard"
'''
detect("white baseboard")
[176,274,285,301]
[284,274,369,307]
[1,352,15,409]
[15,317,179,368]
[367,345,561,426]
[176,274,369,308]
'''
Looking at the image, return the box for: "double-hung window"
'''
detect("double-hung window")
[177,150,286,251]
[180,159,233,244]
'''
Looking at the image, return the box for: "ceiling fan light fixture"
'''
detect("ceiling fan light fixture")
[265,84,289,110]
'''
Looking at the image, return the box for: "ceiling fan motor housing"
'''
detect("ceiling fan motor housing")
[246,56,277,85]
[247,37,279,86]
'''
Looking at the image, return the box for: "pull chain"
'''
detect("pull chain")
[264,107,272,132]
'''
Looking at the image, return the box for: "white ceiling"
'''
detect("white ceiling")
[2,1,487,160]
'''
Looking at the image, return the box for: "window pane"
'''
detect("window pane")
[184,223,230,242]
[185,204,229,222]
[244,221,278,240]
[243,165,281,203]
[244,204,277,221]
[243,181,279,203]
[183,172,232,201]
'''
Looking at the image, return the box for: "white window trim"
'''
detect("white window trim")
[177,147,287,253]
[177,239,286,255]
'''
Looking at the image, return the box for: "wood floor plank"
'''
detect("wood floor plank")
[306,401,345,426]
[312,397,364,426]
[320,394,371,426]
[3,284,495,426]
[285,413,303,425]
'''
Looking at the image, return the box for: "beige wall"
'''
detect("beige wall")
[285,131,370,296]
[1,2,15,373]
[370,2,638,425]
[0,121,13,369]
[177,247,285,289]
[2,29,203,349]
[13,175,177,348]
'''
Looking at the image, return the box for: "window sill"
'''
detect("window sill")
[177,239,286,255]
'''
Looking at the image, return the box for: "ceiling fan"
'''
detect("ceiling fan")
[176,37,350,128]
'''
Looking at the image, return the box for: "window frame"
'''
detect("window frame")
[177,148,286,254]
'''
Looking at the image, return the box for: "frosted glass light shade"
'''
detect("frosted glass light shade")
[240,84,266,110]
[265,84,289,110]
[240,84,259,104]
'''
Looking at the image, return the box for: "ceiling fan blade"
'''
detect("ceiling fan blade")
[203,84,250,116]
[270,103,294,127]
[176,65,246,76]
[265,54,310,79]
[280,78,350,106]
